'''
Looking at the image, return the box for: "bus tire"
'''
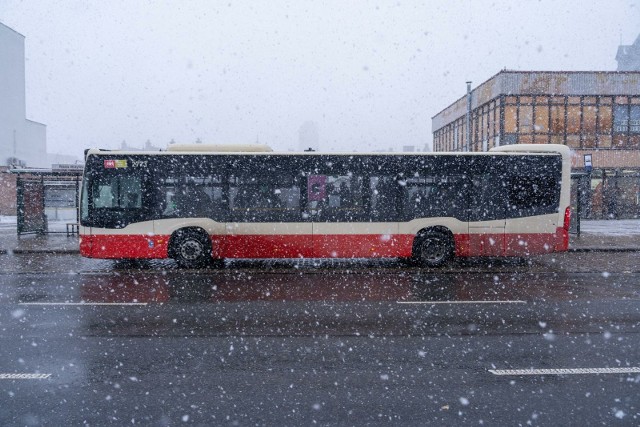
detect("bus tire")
[413,229,453,268]
[170,229,212,269]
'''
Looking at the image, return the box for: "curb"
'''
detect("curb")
[1,248,639,256]
[568,248,640,253]
[6,249,80,255]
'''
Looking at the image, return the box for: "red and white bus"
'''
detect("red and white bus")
[79,144,571,268]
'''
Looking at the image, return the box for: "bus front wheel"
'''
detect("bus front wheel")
[170,229,212,268]
[413,230,453,268]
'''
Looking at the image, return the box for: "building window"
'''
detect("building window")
[613,104,629,147]
[598,105,612,135]
[567,105,581,134]
[534,135,549,144]
[630,105,640,148]
[550,105,565,137]
[583,105,597,148]
[583,105,597,131]
[452,124,457,151]
[479,111,485,148]
[550,135,564,145]
[487,107,494,139]
[473,115,480,151]
[599,135,612,148]
[505,106,517,133]
[583,135,597,149]
[566,135,580,148]
[519,105,533,134]
[534,105,549,133]
[519,134,533,144]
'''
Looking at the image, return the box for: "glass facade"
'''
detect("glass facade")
[433,95,640,152]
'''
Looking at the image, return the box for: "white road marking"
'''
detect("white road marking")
[398,300,526,304]
[19,302,148,306]
[0,373,52,380]
[489,367,640,376]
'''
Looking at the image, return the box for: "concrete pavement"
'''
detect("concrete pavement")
[0,219,638,255]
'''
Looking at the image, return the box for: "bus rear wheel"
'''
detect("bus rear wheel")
[170,229,212,268]
[413,230,453,268]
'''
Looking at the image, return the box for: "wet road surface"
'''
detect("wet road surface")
[0,254,639,425]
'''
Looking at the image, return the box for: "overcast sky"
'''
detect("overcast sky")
[1,1,639,158]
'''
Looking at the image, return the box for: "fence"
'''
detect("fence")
[573,170,640,221]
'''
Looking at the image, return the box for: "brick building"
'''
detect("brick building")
[432,70,640,219]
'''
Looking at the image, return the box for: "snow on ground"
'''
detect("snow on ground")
[0,216,72,233]
[0,216,17,224]
[579,219,640,236]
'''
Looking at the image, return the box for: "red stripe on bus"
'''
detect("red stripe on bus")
[80,234,169,259]
[223,234,314,259]
[81,230,567,260]
[504,231,561,256]
[315,234,414,258]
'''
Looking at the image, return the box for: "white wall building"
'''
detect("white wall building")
[0,22,47,168]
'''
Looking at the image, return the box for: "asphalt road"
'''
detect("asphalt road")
[0,254,639,426]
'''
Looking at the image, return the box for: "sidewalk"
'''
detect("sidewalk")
[0,218,80,255]
[0,219,638,255]
[0,231,80,255]
[570,219,640,252]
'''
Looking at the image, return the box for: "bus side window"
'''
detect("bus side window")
[231,174,300,222]
[157,173,227,220]
[173,184,212,217]
[313,176,365,221]
[470,174,507,221]
[507,176,559,216]
[370,176,400,221]
[125,193,139,208]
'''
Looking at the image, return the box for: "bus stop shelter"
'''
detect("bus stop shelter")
[11,168,83,236]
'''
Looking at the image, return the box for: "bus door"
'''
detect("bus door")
[226,173,312,258]
[468,173,506,257]
[308,174,393,258]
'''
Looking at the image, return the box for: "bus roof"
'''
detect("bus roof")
[85,146,563,158]
[166,144,273,152]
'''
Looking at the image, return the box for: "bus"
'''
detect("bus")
[79,144,571,268]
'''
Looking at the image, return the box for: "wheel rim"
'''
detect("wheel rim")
[420,237,447,263]
[180,239,203,261]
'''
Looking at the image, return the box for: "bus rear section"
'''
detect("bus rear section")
[489,144,572,255]
[79,145,571,267]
